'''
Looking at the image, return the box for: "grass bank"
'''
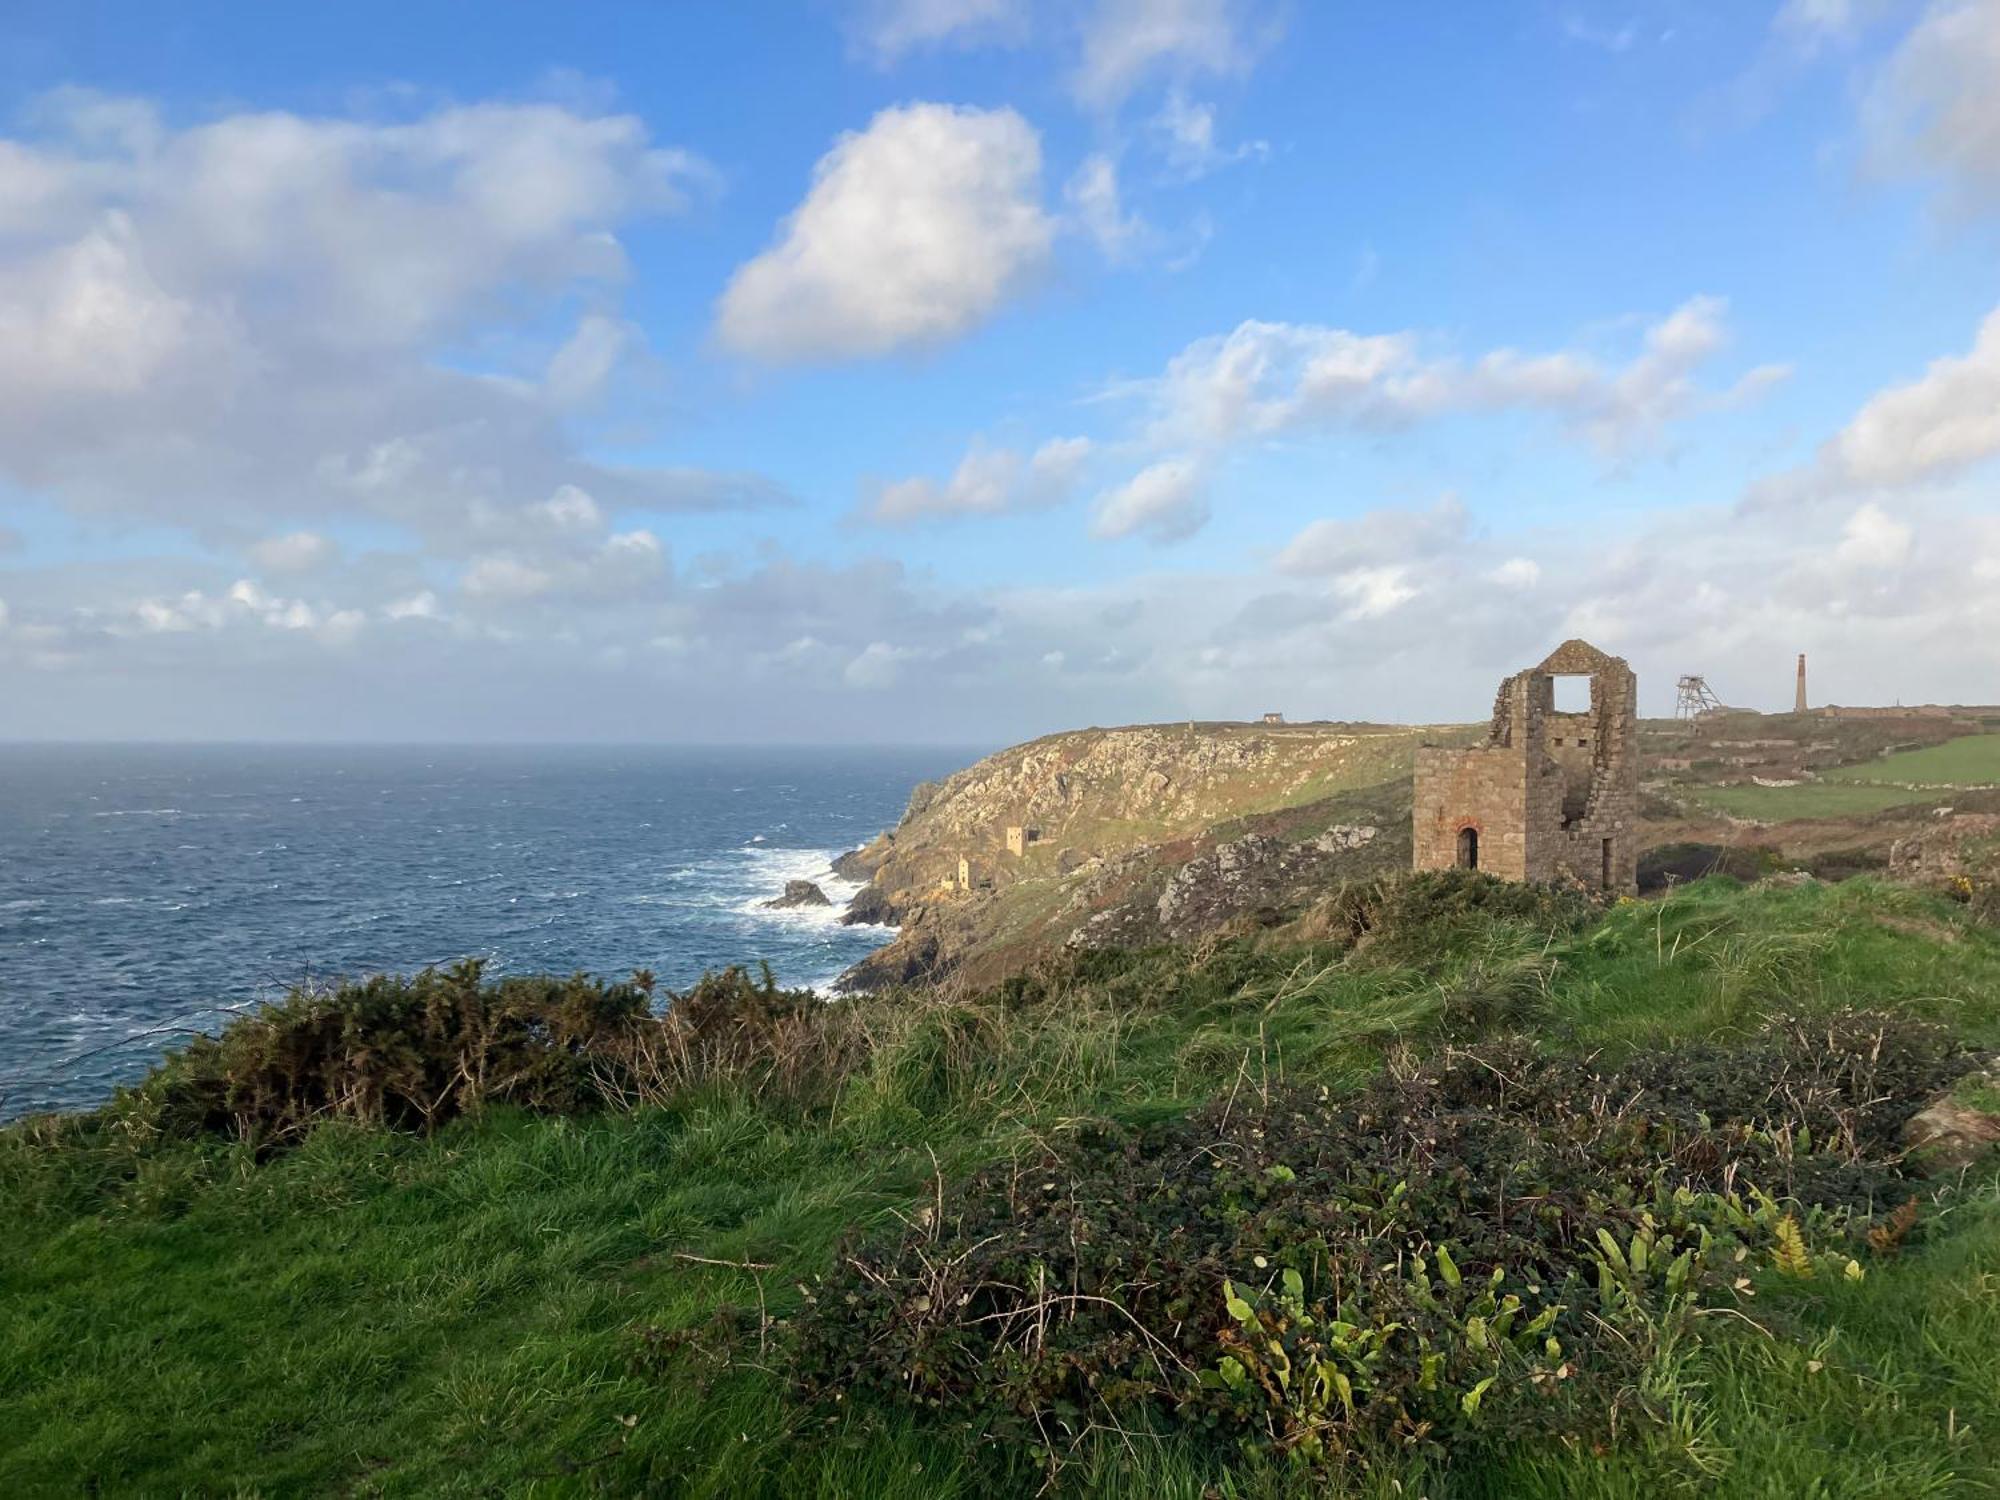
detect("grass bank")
[4,875,1999,1497]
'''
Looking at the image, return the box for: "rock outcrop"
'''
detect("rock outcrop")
[1069,826,1383,952]
[763,880,832,909]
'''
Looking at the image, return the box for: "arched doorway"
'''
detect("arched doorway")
[1456,825,1479,870]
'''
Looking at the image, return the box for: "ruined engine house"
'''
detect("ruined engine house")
[1412,639,1638,895]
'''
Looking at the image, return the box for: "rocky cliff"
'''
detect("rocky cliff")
[834,720,1449,990]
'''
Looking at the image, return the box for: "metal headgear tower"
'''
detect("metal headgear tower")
[1674,674,1723,720]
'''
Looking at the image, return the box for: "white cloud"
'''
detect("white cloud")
[0,91,738,533]
[532,484,605,532]
[1149,92,1267,178]
[1073,0,1275,108]
[715,103,1054,362]
[1774,0,1883,51]
[844,639,925,688]
[1064,153,1149,262]
[1864,0,2000,213]
[542,313,639,406]
[1833,502,1915,569]
[1139,296,1778,458]
[1489,557,1542,589]
[247,531,337,572]
[0,214,196,400]
[1829,302,2000,486]
[1330,565,1417,620]
[1091,456,1208,543]
[462,555,555,601]
[1273,496,1470,576]
[864,435,1091,522]
[383,590,444,622]
[852,0,1027,60]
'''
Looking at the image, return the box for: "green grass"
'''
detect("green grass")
[1824,733,2000,788]
[5,877,2000,1497]
[1690,780,1946,820]
[1684,730,2000,820]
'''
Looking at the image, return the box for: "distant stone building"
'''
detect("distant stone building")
[1005,825,1040,856]
[955,856,990,892]
[1261,712,1285,725]
[1412,639,1639,895]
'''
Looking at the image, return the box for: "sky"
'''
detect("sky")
[0,0,1997,743]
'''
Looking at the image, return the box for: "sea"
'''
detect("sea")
[0,743,974,1121]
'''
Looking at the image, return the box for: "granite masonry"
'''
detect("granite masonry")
[1412,639,1639,894]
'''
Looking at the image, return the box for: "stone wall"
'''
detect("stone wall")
[1411,639,1638,894]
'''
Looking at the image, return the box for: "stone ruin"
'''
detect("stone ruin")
[1005,825,1040,856]
[1412,639,1638,895]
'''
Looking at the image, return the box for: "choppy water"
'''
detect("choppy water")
[0,744,969,1119]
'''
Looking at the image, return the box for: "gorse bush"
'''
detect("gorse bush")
[1295,867,1598,957]
[116,960,658,1143]
[783,1011,1973,1484]
[112,961,842,1145]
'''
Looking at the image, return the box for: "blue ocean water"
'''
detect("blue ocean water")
[0,744,970,1120]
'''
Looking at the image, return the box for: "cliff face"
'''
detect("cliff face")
[835,721,1446,989]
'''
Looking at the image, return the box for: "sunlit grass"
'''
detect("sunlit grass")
[3,876,1998,1496]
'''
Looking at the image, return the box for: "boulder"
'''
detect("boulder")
[1904,1069,2000,1169]
[763,879,832,909]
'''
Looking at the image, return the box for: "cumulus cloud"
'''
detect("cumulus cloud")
[863,436,1091,522]
[715,103,1054,362]
[1828,303,2000,485]
[1136,296,1784,459]
[0,90,757,535]
[851,0,1027,61]
[1091,456,1208,543]
[1863,0,2000,214]
[1073,0,1276,108]
[1746,300,2000,507]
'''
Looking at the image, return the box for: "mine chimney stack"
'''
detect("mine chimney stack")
[1794,653,1808,715]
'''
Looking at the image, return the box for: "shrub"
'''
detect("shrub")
[114,960,658,1144]
[783,1011,1972,1482]
[1298,868,1596,956]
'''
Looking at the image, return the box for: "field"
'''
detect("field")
[1687,780,1947,820]
[4,877,2000,1498]
[1686,730,2000,822]
[1824,732,2000,787]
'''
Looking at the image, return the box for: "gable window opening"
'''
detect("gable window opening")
[1457,826,1479,870]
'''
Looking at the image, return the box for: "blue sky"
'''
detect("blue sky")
[1,0,1996,741]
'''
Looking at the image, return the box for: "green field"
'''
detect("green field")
[1688,731,2000,820]
[1824,732,2000,787]
[1689,779,1942,820]
[5,877,2000,1498]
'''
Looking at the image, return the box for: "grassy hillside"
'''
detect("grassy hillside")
[839,722,1443,988]
[5,875,2000,1497]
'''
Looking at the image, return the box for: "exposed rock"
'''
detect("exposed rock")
[1152,827,1380,940]
[1065,825,1386,952]
[830,847,875,882]
[841,884,903,926]
[836,928,942,992]
[1904,1069,2000,1169]
[763,879,831,909]
[1890,814,2000,884]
